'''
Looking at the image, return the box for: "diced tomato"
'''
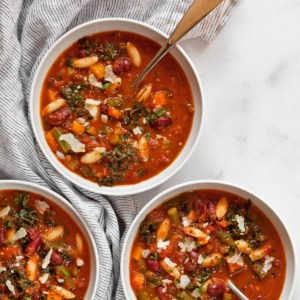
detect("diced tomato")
[2,245,21,259]
[81,134,93,144]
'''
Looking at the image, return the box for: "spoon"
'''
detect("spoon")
[131,0,224,89]
[227,280,250,300]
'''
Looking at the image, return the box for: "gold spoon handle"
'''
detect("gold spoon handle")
[131,0,224,88]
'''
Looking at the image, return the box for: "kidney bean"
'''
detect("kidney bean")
[78,49,87,58]
[27,228,39,240]
[150,116,172,130]
[112,58,132,74]
[207,283,225,297]
[194,199,204,213]
[51,251,63,265]
[183,259,198,273]
[204,201,216,220]
[156,286,166,299]
[189,251,199,260]
[146,257,160,272]
[100,103,108,114]
[0,226,6,247]
[25,236,42,255]
[45,107,71,126]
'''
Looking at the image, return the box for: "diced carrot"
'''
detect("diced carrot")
[71,120,85,135]
[132,245,144,261]
[153,92,167,106]
[217,220,227,228]
[46,131,58,152]
[48,89,57,102]
[89,63,105,80]
[108,106,123,119]
[86,126,98,136]
[46,291,63,300]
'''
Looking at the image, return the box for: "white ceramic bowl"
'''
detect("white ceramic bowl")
[30,18,204,195]
[121,180,296,300]
[0,180,99,299]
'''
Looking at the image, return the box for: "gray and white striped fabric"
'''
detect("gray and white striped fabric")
[0,0,237,299]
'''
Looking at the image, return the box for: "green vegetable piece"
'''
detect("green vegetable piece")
[216,229,236,248]
[168,207,180,224]
[137,290,150,300]
[79,165,94,178]
[101,82,111,90]
[62,266,70,277]
[52,127,71,153]
[176,291,195,300]
[249,261,266,279]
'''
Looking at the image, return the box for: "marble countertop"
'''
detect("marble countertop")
[135,0,300,298]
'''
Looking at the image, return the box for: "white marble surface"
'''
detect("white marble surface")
[135,0,300,298]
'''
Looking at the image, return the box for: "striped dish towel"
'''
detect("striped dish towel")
[0,0,237,299]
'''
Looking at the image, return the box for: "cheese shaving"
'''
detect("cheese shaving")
[164,257,177,268]
[35,200,50,214]
[59,133,85,153]
[141,249,151,258]
[178,237,196,253]
[39,273,50,284]
[12,227,27,241]
[42,248,53,269]
[104,65,117,82]
[84,98,101,118]
[235,215,246,233]
[0,267,7,272]
[157,239,170,250]
[6,280,15,295]
[76,258,84,266]
[56,151,65,159]
[227,250,244,266]
[176,275,191,289]
[0,206,10,218]
[263,255,275,273]
[182,216,192,227]
[88,74,103,88]
[132,126,142,135]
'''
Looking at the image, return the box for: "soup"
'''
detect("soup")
[40,31,194,187]
[130,190,286,300]
[0,190,90,299]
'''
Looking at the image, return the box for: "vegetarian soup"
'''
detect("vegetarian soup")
[130,190,286,300]
[0,190,91,299]
[40,31,194,187]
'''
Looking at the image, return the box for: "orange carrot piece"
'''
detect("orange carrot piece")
[71,120,85,135]
[46,291,63,300]
[153,92,167,106]
[48,89,57,102]
[89,63,105,80]
[86,126,98,136]
[132,245,144,261]
[108,106,123,119]
[45,131,58,152]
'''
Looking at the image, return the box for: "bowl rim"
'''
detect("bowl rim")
[121,179,297,300]
[29,17,205,195]
[0,179,99,299]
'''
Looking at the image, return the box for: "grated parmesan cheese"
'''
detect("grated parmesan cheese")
[104,65,117,82]
[76,117,89,127]
[101,114,108,123]
[178,237,196,253]
[88,74,103,88]
[191,288,201,298]
[35,200,50,214]
[197,254,204,265]
[176,275,191,289]
[132,127,142,135]
[263,255,275,273]
[157,239,170,250]
[39,273,50,284]
[58,278,65,283]
[76,258,84,267]
[59,133,85,153]
[12,227,27,241]
[84,98,101,118]
[227,250,244,266]
[141,249,151,258]
[235,215,246,233]
[42,248,53,269]
[0,206,10,218]
[182,216,192,227]
[0,267,7,272]
[6,280,15,295]
[162,279,172,284]
[164,257,177,268]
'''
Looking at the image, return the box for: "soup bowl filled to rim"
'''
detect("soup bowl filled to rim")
[30,18,203,195]
[121,180,296,300]
[0,180,99,299]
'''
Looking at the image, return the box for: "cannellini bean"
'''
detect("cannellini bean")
[72,55,98,68]
[202,253,223,268]
[76,233,84,255]
[42,98,67,117]
[182,226,207,239]
[26,255,39,281]
[138,136,149,162]
[51,285,76,299]
[215,197,228,220]
[43,226,64,241]
[135,83,152,102]
[235,240,252,254]
[160,260,181,279]
[126,42,141,67]
[156,218,171,242]
[80,147,106,164]
[249,248,267,261]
